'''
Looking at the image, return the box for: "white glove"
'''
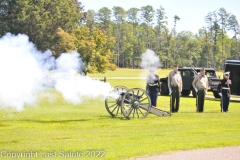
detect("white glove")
[226,80,231,85]
[219,93,222,97]
[195,88,198,92]
[169,89,172,95]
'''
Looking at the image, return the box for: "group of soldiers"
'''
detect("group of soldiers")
[146,64,232,113]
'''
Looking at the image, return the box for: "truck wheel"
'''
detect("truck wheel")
[213,91,220,98]
[191,88,196,97]
[160,82,169,95]
[181,90,190,96]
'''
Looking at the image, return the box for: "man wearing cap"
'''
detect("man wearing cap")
[218,72,231,112]
[168,64,182,113]
[146,68,161,107]
[192,68,208,112]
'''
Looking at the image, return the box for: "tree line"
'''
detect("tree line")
[85,6,240,70]
[0,1,239,73]
[0,0,115,74]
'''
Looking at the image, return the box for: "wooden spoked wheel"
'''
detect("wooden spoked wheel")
[105,86,128,118]
[121,88,151,119]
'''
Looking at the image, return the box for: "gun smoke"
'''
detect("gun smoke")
[139,49,161,85]
[0,33,112,111]
[140,49,160,70]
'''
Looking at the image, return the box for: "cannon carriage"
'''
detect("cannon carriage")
[105,86,171,120]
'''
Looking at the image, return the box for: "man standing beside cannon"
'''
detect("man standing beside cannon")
[218,72,232,112]
[192,68,208,112]
[146,68,161,107]
[168,64,182,113]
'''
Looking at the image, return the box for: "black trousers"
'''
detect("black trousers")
[196,90,205,112]
[149,91,158,107]
[221,96,230,112]
[170,86,180,113]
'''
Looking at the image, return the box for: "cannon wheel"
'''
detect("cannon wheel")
[121,88,151,120]
[105,86,128,118]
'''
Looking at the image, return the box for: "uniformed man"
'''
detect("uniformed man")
[192,68,208,112]
[146,68,161,107]
[218,72,231,112]
[168,64,182,113]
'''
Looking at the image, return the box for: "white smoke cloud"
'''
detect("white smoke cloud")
[0,33,112,111]
[56,51,82,72]
[139,49,161,88]
[54,51,112,104]
[55,75,112,105]
[0,33,44,111]
[140,49,160,70]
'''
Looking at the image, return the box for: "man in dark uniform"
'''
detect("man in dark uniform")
[218,72,232,112]
[146,68,161,107]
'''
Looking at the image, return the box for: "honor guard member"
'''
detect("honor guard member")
[192,68,208,112]
[218,72,231,112]
[146,68,161,107]
[168,64,182,113]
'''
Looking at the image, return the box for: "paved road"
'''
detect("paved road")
[136,146,240,160]
[205,95,240,101]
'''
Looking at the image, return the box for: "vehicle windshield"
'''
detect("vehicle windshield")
[205,71,216,77]
[195,70,216,77]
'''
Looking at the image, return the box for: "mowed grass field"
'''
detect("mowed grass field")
[0,69,240,160]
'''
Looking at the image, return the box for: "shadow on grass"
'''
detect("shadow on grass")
[18,119,92,123]
[0,124,10,127]
[97,115,131,120]
[17,116,130,123]
[175,111,222,114]
[0,140,18,144]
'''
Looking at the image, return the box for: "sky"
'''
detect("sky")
[81,0,240,35]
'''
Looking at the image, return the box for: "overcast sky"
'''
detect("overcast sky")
[81,0,240,36]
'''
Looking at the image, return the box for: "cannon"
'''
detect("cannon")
[105,86,171,120]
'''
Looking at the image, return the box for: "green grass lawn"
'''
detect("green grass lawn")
[0,69,239,160]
